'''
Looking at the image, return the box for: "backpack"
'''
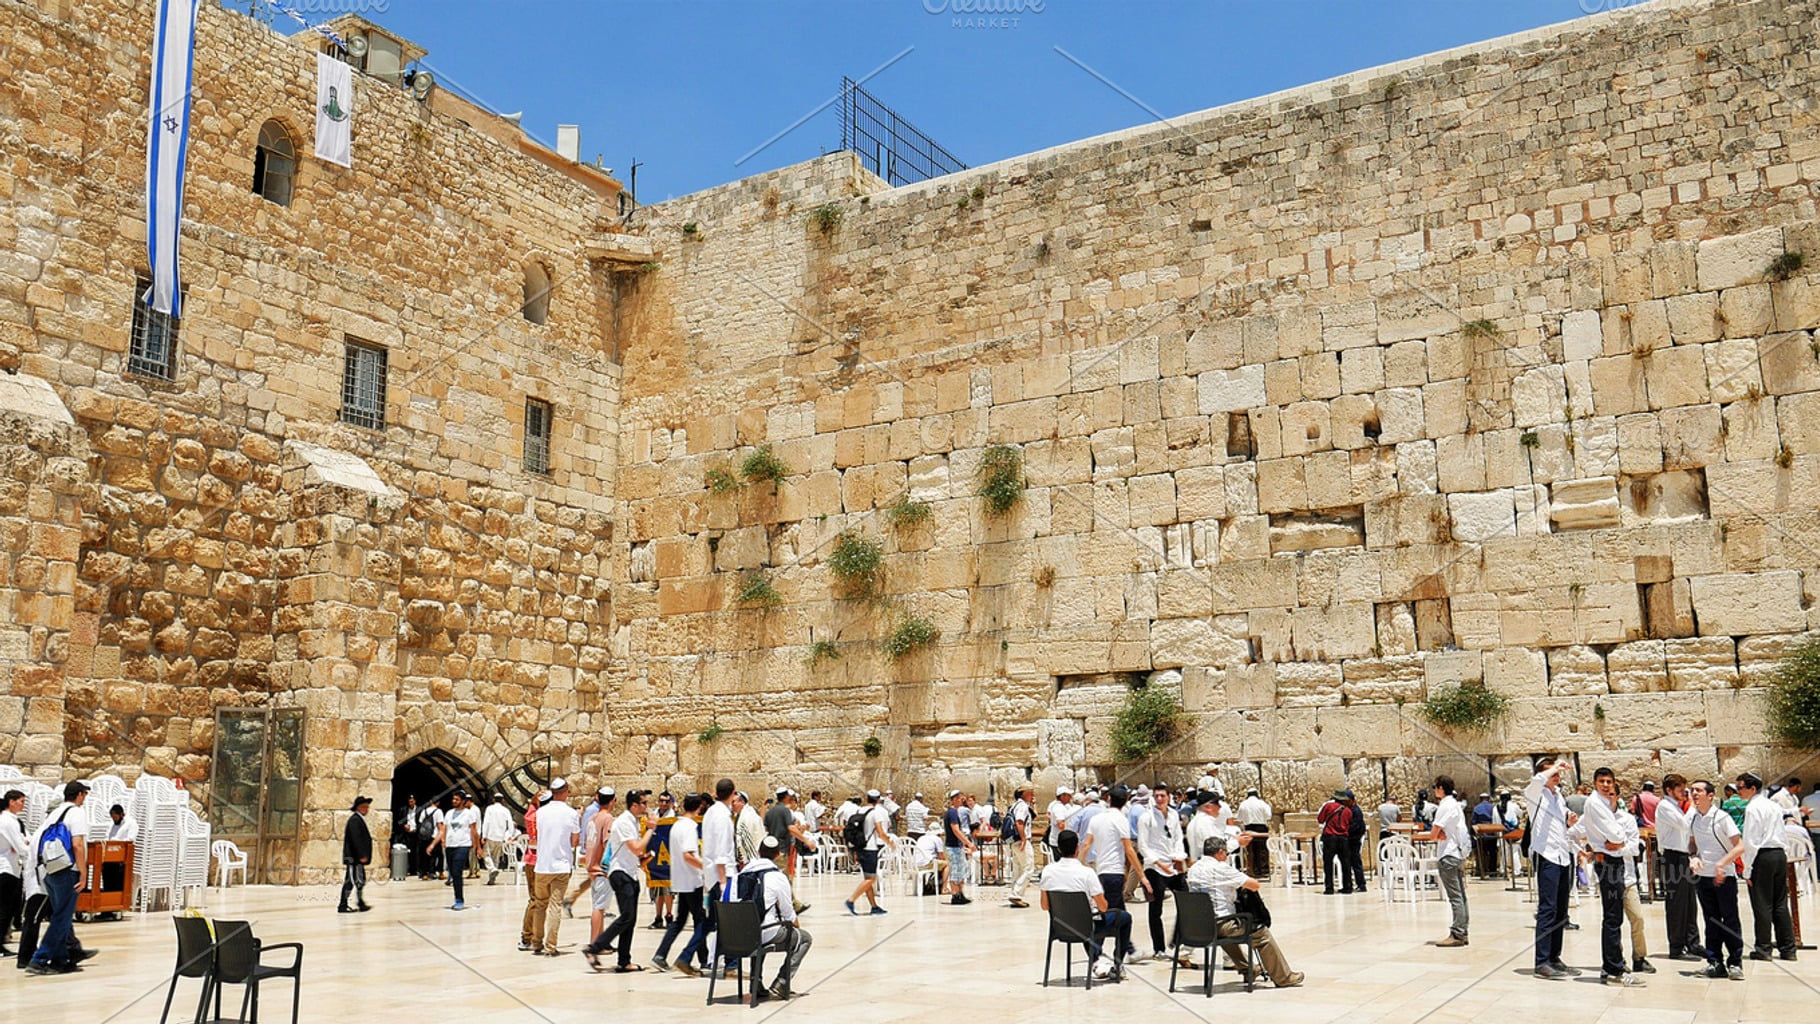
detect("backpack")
[38,806,77,875]
[735,865,775,904]
[843,809,869,852]
[417,809,439,840]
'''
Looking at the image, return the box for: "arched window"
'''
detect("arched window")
[523,262,552,324]
[252,121,296,206]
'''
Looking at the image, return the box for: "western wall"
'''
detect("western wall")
[4,0,1820,882]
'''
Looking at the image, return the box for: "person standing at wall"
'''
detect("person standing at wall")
[1687,779,1746,979]
[521,779,579,956]
[1526,756,1580,980]
[338,796,374,914]
[1416,775,1469,947]
[1578,767,1645,986]
[0,790,25,956]
[1136,782,1186,963]
[1736,772,1797,961]
[1045,785,1076,863]
[1655,774,1701,960]
[1317,790,1354,895]
[1237,788,1272,877]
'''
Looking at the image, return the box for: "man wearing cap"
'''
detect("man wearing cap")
[940,790,975,905]
[25,781,89,975]
[1316,790,1354,895]
[522,778,580,955]
[481,792,516,886]
[585,790,655,973]
[431,790,481,911]
[846,789,896,915]
[1046,785,1076,863]
[340,800,371,913]
[743,835,812,1003]
[1004,785,1037,908]
[1737,772,1796,961]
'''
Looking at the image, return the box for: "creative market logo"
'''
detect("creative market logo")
[923,0,1045,30]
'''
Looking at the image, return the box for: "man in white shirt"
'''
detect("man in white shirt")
[1524,756,1580,980]
[1185,795,1247,866]
[1236,788,1272,876]
[1798,782,1820,836]
[1655,774,1702,960]
[1376,796,1399,839]
[1200,768,1226,805]
[431,790,481,911]
[743,835,812,1003]
[654,792,707,973]
[1735,772,1796,961]
[803,791,826,836]
[104,804,138,843]
[481,792,516,885]
[847,790,898,915]
[1135,783,1186,962]
[881,790,900,826]
[585,790,654,972]
[833,795,858,831]
[1045,784,1076,859]
[1004,786,1038,909]
[1577,767,1644,986]
[678,780,739,978]
[1687,778,1747,979]
[904,793,930,840]
[1415,775,1470,947]
[912,829,949,890]
[26,781,89,975]
[1184,835,1303,987]
[520,778,580,956]
[0,789,26,958]
[1086,785,1146,965]
[1040,829,1132,981]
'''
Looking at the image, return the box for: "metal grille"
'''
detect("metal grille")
[128,279,179,380]
[524,398,551,475]
[838,76,967,187]
[340,340,387,431]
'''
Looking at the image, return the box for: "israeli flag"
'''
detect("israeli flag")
[145,0,201,318]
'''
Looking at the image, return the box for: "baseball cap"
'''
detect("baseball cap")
[1056,784,1072,795]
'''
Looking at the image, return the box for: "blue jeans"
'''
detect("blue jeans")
[1533,857,1573,968]
[33,869,78,967]
[1088,909,1133,965]
[446,848,470,904]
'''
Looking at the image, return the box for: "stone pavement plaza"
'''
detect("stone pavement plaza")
[43,872,1817,1023]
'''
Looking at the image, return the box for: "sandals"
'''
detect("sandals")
[614,963,645,973]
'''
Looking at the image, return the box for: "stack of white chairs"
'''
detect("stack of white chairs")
[1378,836,1442,902]
[131,774,183,911]
[22,781,55,836]
[83,774,130,841]
[174,806,212,906]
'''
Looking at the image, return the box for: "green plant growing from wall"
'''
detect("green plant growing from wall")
[740,444,790,487]
[1109,685,1185,764]
[705,466,740,495]
[1767,251,1806,282]
[827,531,884,600]
[1419,682,1511,732]
[734,571,782,609]
[885,495,932,530]
[682,220,700,236]
[698,721,724,744]
[1461,319,1500,341]
[1519,430,1540,449]
[861,735,884,758]
[811,202,843,234]
[1766,634,1820,749]
[805,639,841,667]
[883,615,939,658]
[977,444,1025,517]
[637,261,662,273]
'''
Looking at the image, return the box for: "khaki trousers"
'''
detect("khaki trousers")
[1623,882,1648,960]
[521,871,564,952]
[1007,841,1036,901]
[1218,919,1294,985]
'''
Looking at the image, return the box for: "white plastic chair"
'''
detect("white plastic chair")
[1267,836,1304,888]
[212,840,248,888]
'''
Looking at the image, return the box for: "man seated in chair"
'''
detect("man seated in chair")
[742,836,811,1003]
[1040,830,1133,981]
[912,828,949,892]
[1185,836,1304,988]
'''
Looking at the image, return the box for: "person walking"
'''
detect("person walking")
[481,792,516,885]
[579,791,618,944]
[433,791,481,911]
[846,790,897,915]
[653,793,707,974]
[1656,773,1702,960]
[1416,775,1469,947]
[585,790,653,973]
[1688,779,1747,979]
[1317,790,1353,895]
[675,779,738,978]
[520,779,580,956]
[0,789,25,956]
[338,795,374,914]
[1736,772,1797,961]
[1525,756,1580,980]
[26,781,89,975]
[1004,785,1037,909]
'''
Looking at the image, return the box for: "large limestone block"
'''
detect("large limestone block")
[1150,617,1248,670]
[1738,633,1806,686]
[1447,490,1515,544]
[1312,704,1406,757]
[1549,476,1620,531]
[1665,636,1739,690]
[1275,661,1344,709]
[1758,331,1820,395]
[1290,602,1375,661]
[1562,310,1604,362]
[1484,646,1549,697]
[1546,645,1609,695]
[1602,692,1710,748]
[1695,227,1784,291]
[1340,656,1425,706]
[1689,570,1804,635]
[1703,689,1771,745]
[1605,640,1666,693]
[1198,365,1265,414]
[1511,365,1567,428]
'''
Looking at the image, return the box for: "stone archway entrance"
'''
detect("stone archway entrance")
[392,748,487,820]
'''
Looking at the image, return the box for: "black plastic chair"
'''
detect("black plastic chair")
[157,916,218,1024]
[705,900,763,1007]
[210,920,303,1024]
[1171,891,1263,994]
[1042,890,1097,989]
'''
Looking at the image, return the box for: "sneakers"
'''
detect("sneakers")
[651,956,670,973]
[1091,961,1113,980]
[870,906,888,915]
[845,900,858,916]
[1704,962,1728,979]
[1533,964,1567,980]
[1601,972,1644,987]
[1276,971,1305,988]
[450,901,466,911]
[562,899,575,919]
[1726,964,1745,981]
[337,905,356,914]
[1547,960,1582,977]
[674,961,702,978]
[357,903,372,912]
[488,871,499,885]
[949,894,971,905]
[518,941,537,952]
[1434,935,1469,948]
[1632,957,1655,974]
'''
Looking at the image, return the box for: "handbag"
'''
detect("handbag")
[1234,885,1271,928]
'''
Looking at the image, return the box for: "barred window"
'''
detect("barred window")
[339,339,387,430]
[128,275,180,381]
[525,398,552,475]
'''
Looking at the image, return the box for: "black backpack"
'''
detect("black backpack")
[736,865,775,903]
[416,809,438,840]
[843,809,869,852]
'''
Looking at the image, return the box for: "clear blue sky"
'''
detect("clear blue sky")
[327,1,1610,201]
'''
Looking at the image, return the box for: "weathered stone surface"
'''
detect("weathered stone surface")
[1690,570,1805,635]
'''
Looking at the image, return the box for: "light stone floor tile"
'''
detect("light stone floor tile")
[25,872,1820,1023]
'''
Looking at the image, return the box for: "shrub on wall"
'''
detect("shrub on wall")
[827,531,884,599]
[740,444,790,487]
[883,615,939,659]
[734,571,781,609]
[978,444,1024,516]
[1420,682,1511,732]
[1110,685,1185,763]
[1766,635,1820,749]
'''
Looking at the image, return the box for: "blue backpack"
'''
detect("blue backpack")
[38,807,77,874]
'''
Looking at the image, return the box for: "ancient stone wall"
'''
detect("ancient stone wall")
[612,0,1820,808]
[1,0,621,878]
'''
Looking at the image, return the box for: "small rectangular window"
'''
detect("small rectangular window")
[128,275,181,381]
[340,339,387,430]
[525,398,552,475]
